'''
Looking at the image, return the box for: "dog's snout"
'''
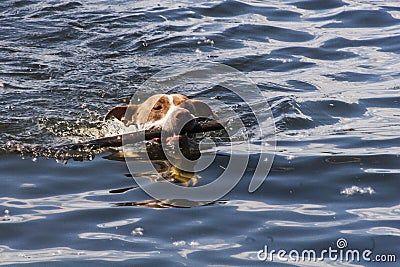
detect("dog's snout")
[174,109,195,127]
[174,108,191,120]
[162,108,196,135]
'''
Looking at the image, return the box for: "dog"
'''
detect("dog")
[104,93,218,187]
[105,94,216,146]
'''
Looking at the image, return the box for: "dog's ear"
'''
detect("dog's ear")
[105,105,141,126]
[180,100,218,119]
[105,105,140,125]
[105,106,128,121]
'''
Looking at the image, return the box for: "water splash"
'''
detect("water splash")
[341,186,376,196]
[2,210,10,221]
[131,227,144,236]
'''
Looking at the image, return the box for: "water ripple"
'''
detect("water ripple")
[0,245,160,265]
[347,204,400,221]
[342,227,400,237]
[227,200,335,216]
[79,232,157,244]
[0,189,110,222]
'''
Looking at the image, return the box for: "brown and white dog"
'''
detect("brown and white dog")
[105,94,216,146]
[104,94,218,186]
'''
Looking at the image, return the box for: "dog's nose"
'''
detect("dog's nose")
[163,108,195,135]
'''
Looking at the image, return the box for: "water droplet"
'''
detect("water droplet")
[286,155,294,161]
[132,227,144,236]
[3,209,10,221]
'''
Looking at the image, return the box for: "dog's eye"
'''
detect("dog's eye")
[153,105,162,110]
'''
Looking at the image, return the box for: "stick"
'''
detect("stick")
[55,119,227,151]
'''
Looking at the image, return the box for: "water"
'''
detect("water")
[0,0,399,266]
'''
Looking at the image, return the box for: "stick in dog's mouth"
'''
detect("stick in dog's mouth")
[54,119,227,152]
[152,118,199,146]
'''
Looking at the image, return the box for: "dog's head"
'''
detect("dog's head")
[105,94,216,143]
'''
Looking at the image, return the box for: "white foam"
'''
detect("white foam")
[340,186,375,196]
[172,241,186,247]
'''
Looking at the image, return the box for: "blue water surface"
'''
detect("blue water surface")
[0,0,399,266]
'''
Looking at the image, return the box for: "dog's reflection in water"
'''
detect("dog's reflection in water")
[104,140,201,184]
[116,198,224,209]
[103,142,222,208]
[125,157,199,186]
